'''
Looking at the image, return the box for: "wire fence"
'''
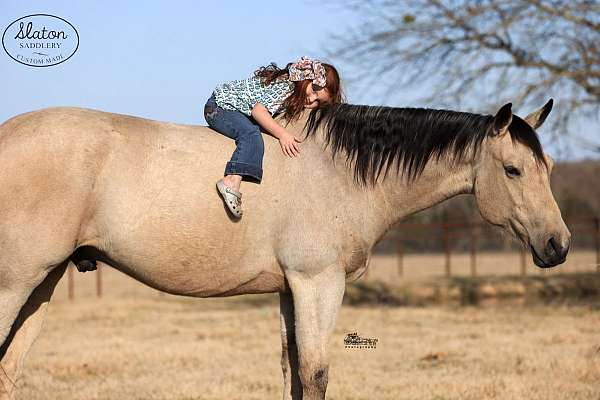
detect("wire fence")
[365,216,600,280]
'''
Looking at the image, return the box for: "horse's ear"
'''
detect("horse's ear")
[491,103,512,136]
[524,98,553,129]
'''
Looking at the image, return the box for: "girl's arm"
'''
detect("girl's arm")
[251,103,288,139]
[251,103,301,157]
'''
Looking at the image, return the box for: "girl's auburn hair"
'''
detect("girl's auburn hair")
[253,60,345,124]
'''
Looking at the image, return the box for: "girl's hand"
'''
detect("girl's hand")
[278,132,301,157]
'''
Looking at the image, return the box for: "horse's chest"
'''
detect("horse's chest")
[343,246,371,283]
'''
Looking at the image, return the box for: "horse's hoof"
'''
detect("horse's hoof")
[75,259,97,272]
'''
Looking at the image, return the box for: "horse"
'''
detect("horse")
[0,98,570,399]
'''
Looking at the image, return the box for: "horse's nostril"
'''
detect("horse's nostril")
[541,236,569,266]
[548,237,569,255]
[548,237,558,254]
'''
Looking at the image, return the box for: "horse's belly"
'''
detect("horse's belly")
[141,268,286,297]
[152,261,286,297]
[95,245,286,297]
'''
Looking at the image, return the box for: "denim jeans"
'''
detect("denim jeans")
[204,93,264,183]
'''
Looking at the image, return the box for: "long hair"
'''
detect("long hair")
[253,60,345,123]
[303,103,547,188]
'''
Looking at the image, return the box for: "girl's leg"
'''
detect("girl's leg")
[204,96,243,190]
[222,174,242,191]
[204,95,264,192]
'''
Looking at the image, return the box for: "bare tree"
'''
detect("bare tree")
[325,0,600,152]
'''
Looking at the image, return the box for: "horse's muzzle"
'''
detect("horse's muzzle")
[531,235,570,268]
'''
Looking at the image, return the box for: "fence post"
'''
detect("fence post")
[443,224,451,277]
[595,217,600,272]
[397,239,404,278]
[470,223,478,277]
[68,264,74,300]
[96,263,103,298]
[520,246,527,276]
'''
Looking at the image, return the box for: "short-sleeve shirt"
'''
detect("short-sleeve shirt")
[213,75,295,117]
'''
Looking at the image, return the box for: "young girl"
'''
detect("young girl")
[204,56,344,218]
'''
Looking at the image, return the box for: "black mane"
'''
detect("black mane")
[303,103,546,187]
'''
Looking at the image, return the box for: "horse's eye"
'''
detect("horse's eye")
[504,165,521,177]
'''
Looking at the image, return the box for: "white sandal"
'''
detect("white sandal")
[216,179,243,218]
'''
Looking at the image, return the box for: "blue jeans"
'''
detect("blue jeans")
[204,93,264,183]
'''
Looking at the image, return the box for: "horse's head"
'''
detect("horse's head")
[473,99,570,268]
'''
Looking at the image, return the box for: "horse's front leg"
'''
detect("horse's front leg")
[279,291,302,400]
[284,264,346,400]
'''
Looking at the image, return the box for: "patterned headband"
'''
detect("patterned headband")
[288,56,327,87]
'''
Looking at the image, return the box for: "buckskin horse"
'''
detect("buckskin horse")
[0,99,569,399]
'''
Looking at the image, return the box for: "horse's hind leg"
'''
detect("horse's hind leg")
[0,262,67,399]
[0,272,49,354]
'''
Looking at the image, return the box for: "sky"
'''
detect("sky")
[0,0,597,160]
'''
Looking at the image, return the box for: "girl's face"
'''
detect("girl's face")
[304,83,332,109]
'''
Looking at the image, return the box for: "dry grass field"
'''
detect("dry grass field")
[11,251,600,399]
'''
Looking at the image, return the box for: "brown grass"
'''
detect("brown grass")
[12,258,600,400]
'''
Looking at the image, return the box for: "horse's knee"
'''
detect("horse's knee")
[299,364,329,398]
[313,367,328,391]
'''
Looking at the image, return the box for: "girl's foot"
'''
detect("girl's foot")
[222,174,242,192]
[216,178,243,218]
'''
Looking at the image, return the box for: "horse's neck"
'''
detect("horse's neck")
[364,157,475,246]
[285,111,475,247]
[337,149,474,247]
[384,157,473,216]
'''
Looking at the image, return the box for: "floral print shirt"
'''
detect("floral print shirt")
[212,76,295,117]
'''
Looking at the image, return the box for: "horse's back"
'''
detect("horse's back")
[0,106,235,236]
[0,106,229,152]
